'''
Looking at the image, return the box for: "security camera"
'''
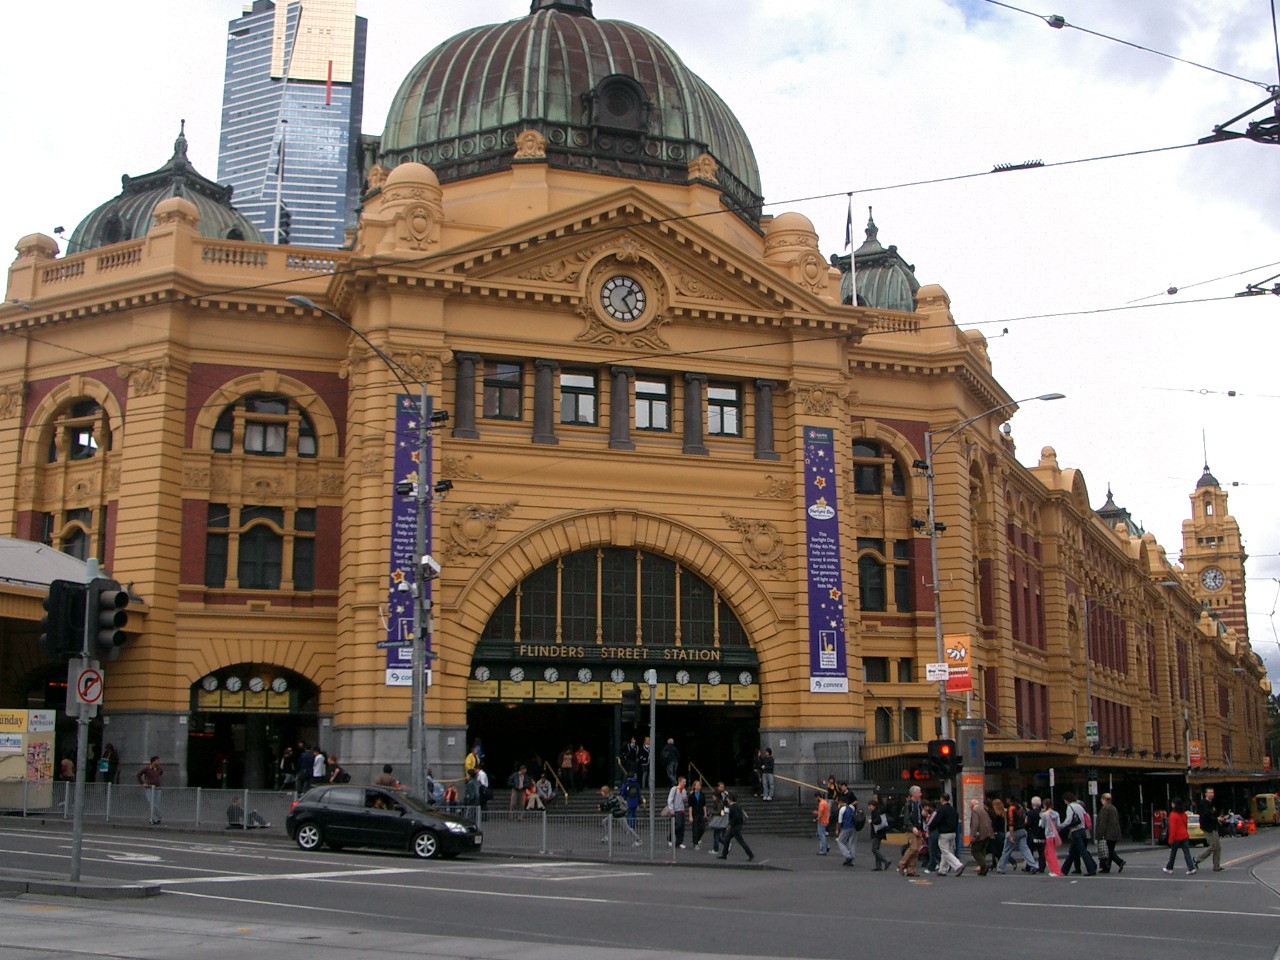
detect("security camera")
[397,581,411,594]
[421,555,442,578]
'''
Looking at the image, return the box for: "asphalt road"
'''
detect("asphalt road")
[1,820,1278,960]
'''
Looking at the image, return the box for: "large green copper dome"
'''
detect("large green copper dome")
[381,0,763,225]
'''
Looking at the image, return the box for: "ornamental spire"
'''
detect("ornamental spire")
[529,0,594,15]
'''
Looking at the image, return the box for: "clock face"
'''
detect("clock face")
[675,670,691,686]
[610,668,626,684]
[707,671,722,686]
[600,275,646,322]
[1201,567,1225,591]
[510,666,525,682]
[270,677,289,694]
[577,668,593,683]
[224,676,243,693]
[738,671,754,687]
[248,677,265,694]
[543,667,559,683]
[474,666,491,682]
[201,675,219,692]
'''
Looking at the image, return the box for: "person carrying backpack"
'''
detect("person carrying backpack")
[869,799,893,871]
[996,796,1040,874]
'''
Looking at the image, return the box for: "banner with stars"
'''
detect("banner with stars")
[385,395,432,686]
[803,426,848,693]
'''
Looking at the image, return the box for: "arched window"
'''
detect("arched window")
[211,394,317,458]
[481,548,748,647]
[47,399,111,463]
[852,441,883,495]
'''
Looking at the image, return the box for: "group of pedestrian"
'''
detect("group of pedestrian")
[290,743,350,796]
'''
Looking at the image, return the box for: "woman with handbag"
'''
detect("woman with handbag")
[666,777,688,849]
[708,782,730,855]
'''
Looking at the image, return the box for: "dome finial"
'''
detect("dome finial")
[530,0,594,15]
[172,120,190,167]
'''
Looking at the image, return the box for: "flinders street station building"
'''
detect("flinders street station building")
[0,0,1269,807]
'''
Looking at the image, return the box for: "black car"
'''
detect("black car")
[286,785,482,859]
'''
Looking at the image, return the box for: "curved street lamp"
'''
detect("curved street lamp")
[918,393,1065,740]
[286,295,447,800]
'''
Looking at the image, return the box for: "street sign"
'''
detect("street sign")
[1084,721,1099,745]
[67,660,102,718]
[925,662,950,682]
[376,640,411,649]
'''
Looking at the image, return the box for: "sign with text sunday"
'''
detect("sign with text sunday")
[803,426,848,694]
[385,395,433,685]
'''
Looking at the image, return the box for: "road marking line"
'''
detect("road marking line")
[1003,900,1280,919]
[145,867,420,885]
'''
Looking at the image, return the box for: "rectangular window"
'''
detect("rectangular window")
[863,657,889,683]
[292,537,315,592]
[483,361,523,420]
[903,707,921,742]
[635,378,670,431]
[897,657,914,683]
[238,528,283,590]
[893,540,913,612]
[560,552,597,644]
[679,566,717,647]
[853,463,882,495]
[244,421,287,455]
[640,553,677,642]
[600,548,636,644]
[706,383,741,437]
[559,371,598,426]
[875,707,893,743]
[520,565,558,642]
[859,555,886,612]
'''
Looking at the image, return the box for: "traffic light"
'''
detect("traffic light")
[88,578,130,661]
[620,686,641,723]
[927,738,959,779]
[39,579,86,660]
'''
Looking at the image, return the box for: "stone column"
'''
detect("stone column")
[683,373,708,456]
[532,359,560,445]
[609,366,635,451]
[754,379,780,461]
[452,352,480,439]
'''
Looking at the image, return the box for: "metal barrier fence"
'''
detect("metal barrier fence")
[1,781,295,831]
[2,784,690,861]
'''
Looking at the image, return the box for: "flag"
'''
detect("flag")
[843,194,853,250]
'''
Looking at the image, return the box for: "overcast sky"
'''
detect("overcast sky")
[5,1,1280,676]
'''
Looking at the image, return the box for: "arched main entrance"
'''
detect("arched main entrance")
[188,665,319,788]
[465,546,762,788]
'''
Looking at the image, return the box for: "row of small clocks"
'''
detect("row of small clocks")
[201,675,289,694]
[472,665,754,687]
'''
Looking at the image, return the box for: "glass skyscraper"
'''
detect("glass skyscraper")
[217,0,366,249]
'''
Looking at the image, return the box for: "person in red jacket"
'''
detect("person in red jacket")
[1163,797,1198,875]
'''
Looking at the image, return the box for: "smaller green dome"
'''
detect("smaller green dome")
[69,124,263,253]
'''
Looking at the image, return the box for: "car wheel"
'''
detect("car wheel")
[412,830,441,859]
[295,822,324,851]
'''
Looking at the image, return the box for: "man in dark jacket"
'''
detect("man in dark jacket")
[1096,791,1127,873]
[1193,788,1223,871]
[717,792,754,861]
[933,794,964,876]
[897,785,924,876]
[661,738,680,787]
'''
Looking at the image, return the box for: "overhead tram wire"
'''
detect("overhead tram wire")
[1127,260,1280,303]
[0,135,1220,330]
[981,0,1274,90]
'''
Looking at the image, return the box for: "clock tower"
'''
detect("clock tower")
[1181,463,1249,639]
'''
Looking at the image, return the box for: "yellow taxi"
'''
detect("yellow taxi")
[1186,813,1207,846]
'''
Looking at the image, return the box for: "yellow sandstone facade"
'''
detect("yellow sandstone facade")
[0,2,1265,800]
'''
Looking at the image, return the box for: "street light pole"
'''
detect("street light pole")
[921,393,1065,741]
[287,295,446,799]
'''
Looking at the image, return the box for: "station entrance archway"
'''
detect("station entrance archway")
[466,701,761,792]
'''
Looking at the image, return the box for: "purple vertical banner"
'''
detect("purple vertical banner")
[385,395,431,685]
[803,426,848,693]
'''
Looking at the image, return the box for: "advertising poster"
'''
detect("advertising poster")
[385,394,433,685]
[803,426,848,693]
